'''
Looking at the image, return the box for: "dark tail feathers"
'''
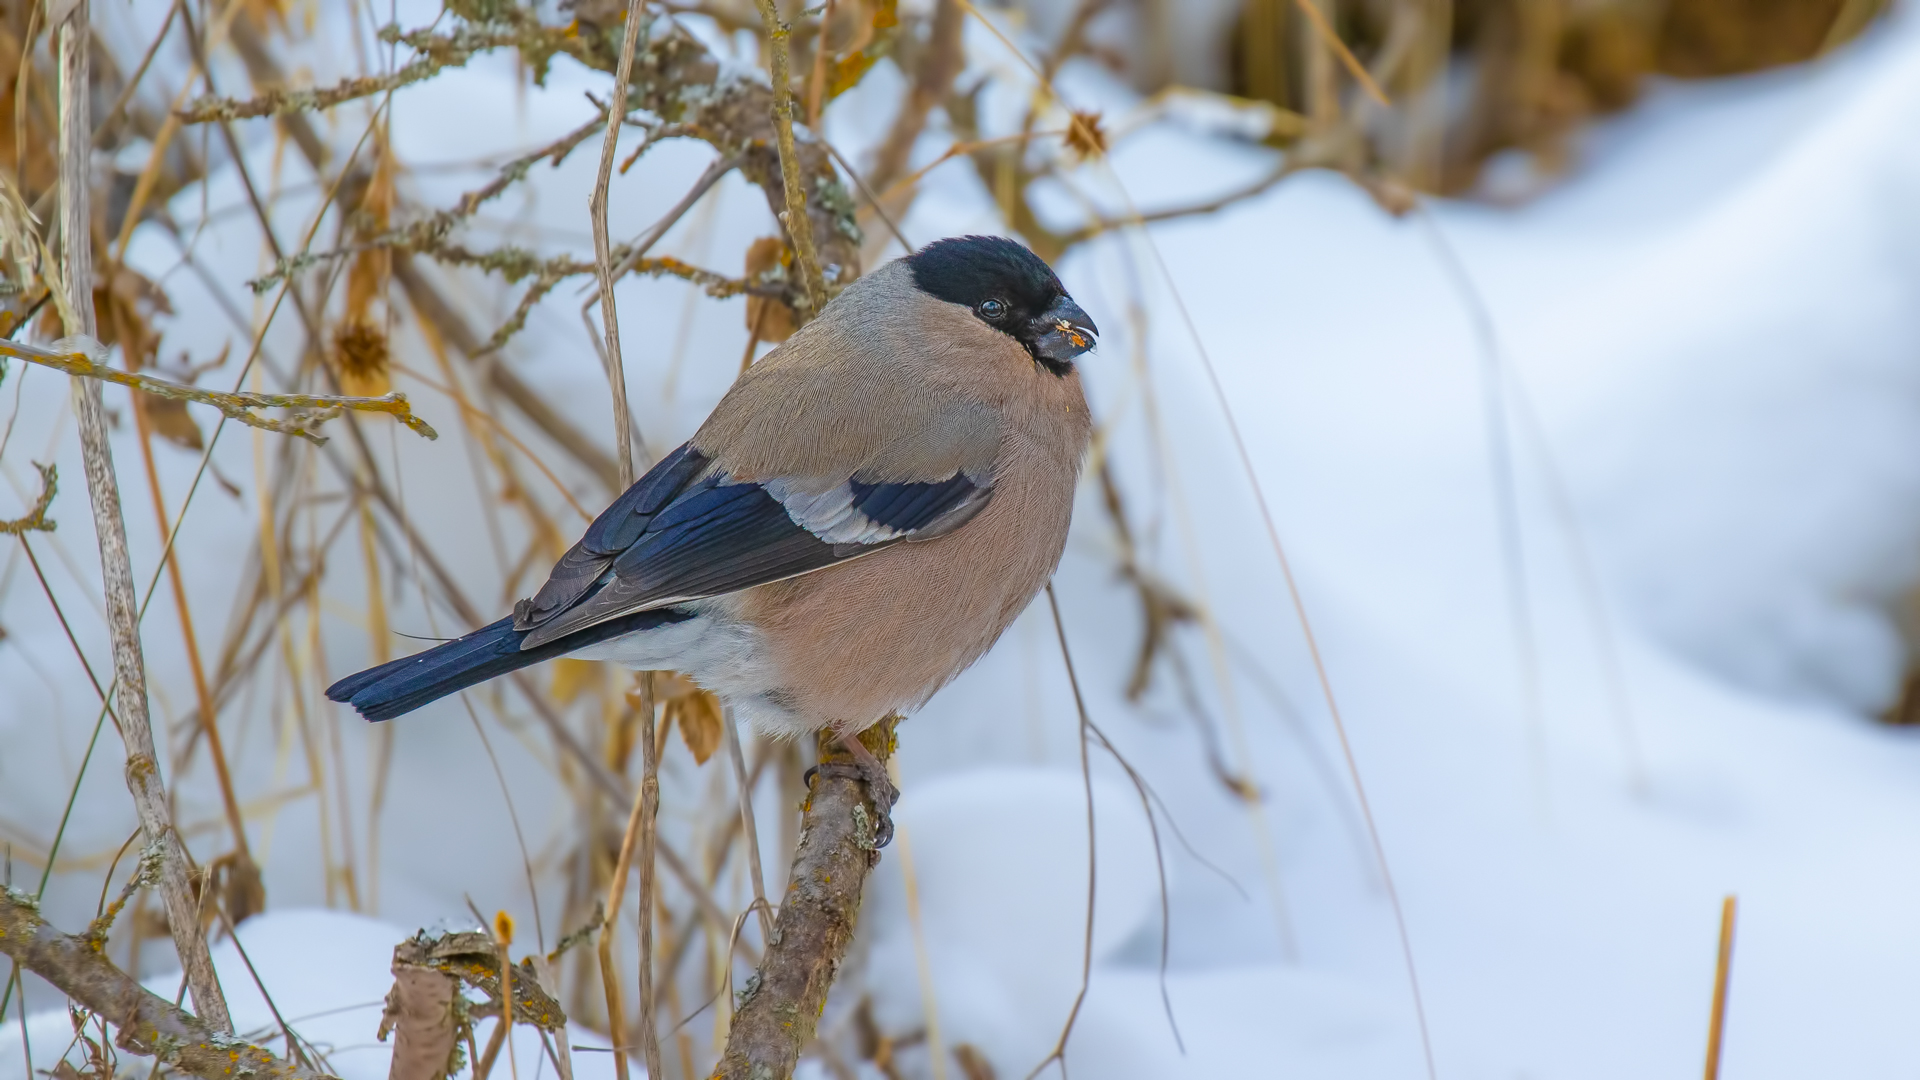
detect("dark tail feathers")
[326,608,690,722]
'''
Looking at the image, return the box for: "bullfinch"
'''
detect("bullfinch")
[326,235,1098,840]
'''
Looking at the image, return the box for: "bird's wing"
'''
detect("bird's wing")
[513,434,998,650]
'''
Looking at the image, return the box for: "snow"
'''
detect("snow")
[9,1,1920,1078]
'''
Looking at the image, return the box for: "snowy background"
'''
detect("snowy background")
[7,0,1920,1077]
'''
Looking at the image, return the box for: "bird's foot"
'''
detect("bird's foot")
[804,736,898,852]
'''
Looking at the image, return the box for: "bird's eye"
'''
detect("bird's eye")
[978,298,1008,320]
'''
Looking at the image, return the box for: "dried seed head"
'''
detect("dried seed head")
[1064,110,1107,162]
[333,318,392,395]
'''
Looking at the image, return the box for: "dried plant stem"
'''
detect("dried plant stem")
[712,717,898,1080]
[633,677,663,1080]
[1289,0,1393,107]
[724,710,774,944]
[1704,895,1737,1080]
[56,2,232,1032]
[598,676,661,1080]
[130,400,252,865]
[0,338,438,444]
[753,0,828,314]
[588,0,647,491]
[0,893,328,1080]
[1023,584,1096,1080]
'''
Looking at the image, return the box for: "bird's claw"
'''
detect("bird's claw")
[804,759,898,852]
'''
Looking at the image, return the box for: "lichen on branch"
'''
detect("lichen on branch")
[0,336,438,443]
[0,461,56,534]
[0,889,337,1080]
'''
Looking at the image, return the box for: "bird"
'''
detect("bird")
[325,234,1098,843]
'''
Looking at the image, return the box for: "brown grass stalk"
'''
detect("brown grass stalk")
[723,711,774,944]
[587,0,647,492]
[1704,895,1737,1080]
[129,376,258,891]
[632,676,664,1080]
[597,675,662,1080]
[54,0,231,1031]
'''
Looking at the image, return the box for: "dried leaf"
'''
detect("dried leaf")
[744,237,797,345]
[549,657,600,706]
[94,264,172,370]
[218,852,266,924]
[136,393,205,451]
[657,671,723,765]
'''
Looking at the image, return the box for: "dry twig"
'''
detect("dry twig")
[54,1,232,1031]
[587,0,649,490]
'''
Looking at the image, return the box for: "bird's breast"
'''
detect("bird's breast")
[737,411,1088,733]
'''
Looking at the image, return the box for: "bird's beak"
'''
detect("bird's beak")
[1029,297,1099,363]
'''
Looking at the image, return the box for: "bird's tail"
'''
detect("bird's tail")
[325,609,689,722]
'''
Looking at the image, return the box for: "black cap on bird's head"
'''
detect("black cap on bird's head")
[906,235,1098,375]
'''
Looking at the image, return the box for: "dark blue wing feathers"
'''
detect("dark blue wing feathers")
[850,473,982,532]
[329,441,995,721]
[325,606,694,722]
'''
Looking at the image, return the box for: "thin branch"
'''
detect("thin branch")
[723,710,774,944]
[588,0,648,491]
[1288,0,1392,108]
[55,1,232,1032]
[0,336,438,444]
[597,153,738,293]
[0,890,328,1080]
[753,0,828,314]
[1023,584,1097,1080]
[177,22,516,123]
[1055,161,1294,249]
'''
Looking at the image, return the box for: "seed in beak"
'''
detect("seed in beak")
[1055,319,1089,349]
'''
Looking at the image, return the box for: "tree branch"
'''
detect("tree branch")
[713,717,899,1080]
[0,889,327,1080]
[0,336,438,444]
